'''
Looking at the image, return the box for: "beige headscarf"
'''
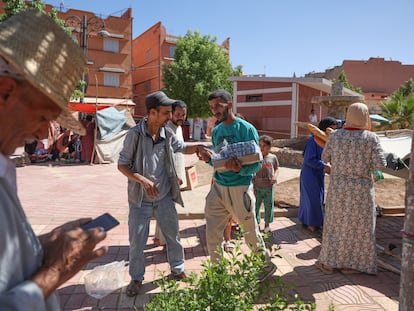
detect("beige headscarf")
[344,102,371,130]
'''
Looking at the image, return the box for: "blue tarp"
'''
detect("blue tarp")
[96,107,126,140]
[370,114,390,123]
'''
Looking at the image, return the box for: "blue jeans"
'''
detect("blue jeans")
[128,195,185,281]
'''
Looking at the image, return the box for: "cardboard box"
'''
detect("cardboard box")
[213,153,263,172]
[182,165,198,190]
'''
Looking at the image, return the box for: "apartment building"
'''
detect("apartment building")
[132,22,230,118]
[131,22,175,117]
[229,76,360,139]
[306,57,414,111]
[56,6,134,111]
[0,3,135,113]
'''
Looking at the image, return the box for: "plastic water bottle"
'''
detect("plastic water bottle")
[371,170,384,182]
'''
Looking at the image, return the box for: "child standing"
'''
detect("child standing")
[253,135,279,233]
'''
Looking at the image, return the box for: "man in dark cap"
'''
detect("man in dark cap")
[118,91,205,296]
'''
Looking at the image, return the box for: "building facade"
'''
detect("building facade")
[131,22,230,118]
[306,57,414,112]
[0,3,134,112]
[131,22,175,118]
[56,6,134,111]
[229,76,359,139]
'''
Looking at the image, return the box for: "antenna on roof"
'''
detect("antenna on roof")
[59,0,64,11]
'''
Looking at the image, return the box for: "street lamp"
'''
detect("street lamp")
[65,15,109,101]
[65,15,109,56]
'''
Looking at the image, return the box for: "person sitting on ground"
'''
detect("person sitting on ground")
[0,10,108,310]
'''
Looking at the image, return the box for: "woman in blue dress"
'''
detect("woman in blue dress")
[299,117,338,232]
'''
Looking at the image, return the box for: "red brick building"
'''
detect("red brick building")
[56,7,134,110]
[131,22,230,118]
[131,22,175,117]
[229,76,360,139]
[306,57,414,111]
[0,3,134,112]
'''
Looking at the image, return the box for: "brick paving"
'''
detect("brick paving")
[16,161,403,311]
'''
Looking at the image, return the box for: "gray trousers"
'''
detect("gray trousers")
[204,182,270,263]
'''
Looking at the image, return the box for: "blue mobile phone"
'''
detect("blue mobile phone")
[81,213,120,231]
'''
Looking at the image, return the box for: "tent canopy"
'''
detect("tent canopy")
[68,102,111,114]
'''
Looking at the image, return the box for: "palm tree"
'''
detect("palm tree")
[378,80,414,130]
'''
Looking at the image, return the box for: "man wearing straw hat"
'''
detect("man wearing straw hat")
[0,10,108,310]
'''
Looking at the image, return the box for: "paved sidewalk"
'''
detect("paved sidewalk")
[16,161,403,310]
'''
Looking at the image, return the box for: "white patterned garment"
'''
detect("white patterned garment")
[318,129,386,274]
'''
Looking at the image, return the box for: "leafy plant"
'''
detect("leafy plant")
[332,71,363,94]
[378,79,414,130]
[162,30,242,118]
[145,232,316,311]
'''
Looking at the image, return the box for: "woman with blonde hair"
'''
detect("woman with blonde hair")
[315,103,386,274]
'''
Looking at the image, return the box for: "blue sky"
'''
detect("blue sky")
[50,0,413,77]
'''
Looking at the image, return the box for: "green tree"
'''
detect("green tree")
[380,92,414,130]
[0,0,83,100]
[396,78,414,97]
[333,70,363,94]
[378,79,414,130]
[162,31,242,118]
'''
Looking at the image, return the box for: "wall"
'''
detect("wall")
[233,78,330,139]
[57,7,133,104]
[132,22,164,117]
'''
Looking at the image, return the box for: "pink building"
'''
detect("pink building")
[229,76,360,139]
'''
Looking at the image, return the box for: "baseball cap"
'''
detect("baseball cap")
[145,91,176,110]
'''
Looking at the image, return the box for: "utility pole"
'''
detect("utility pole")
[399,130,414,310]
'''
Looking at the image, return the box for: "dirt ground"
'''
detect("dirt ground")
[195,160,406,208]
[275,175,406,209]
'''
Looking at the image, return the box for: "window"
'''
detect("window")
[146,49,151,62]
[246,95,262,102]
[104,74,120,87]
[144,80,151,92]
[169,46,176,58]
[103,39,119,53]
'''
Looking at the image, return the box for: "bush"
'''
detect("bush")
[145,233,316,310]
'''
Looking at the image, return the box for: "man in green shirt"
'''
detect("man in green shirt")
[198,89,276,282]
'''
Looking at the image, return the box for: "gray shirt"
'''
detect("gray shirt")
[118,118,186,207]
[142,136,169,202]
[253,153,279,189]
[0,153,61,311]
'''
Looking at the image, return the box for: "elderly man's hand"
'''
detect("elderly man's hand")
[33,219,108,299]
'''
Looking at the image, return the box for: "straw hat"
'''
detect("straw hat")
[0,9,87,135]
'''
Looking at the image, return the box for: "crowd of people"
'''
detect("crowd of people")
[24,116,95,164]
[0,8,389,310]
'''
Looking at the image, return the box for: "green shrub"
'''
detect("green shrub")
[145,233,316,311]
